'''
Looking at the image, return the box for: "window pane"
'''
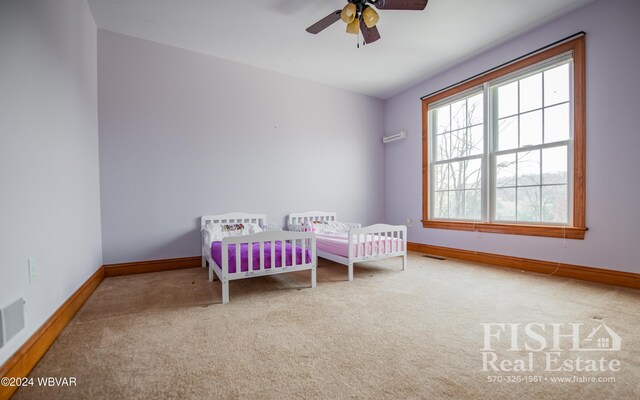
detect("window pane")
[520,110,542,147]
[448,161,464,191]
[544,103,570,143]
[544,63,570,107]
[498,82,518,118]
[450,129,466,159]
[495,188,516,220]
[464,158,482,189]
[465,190,481,220]
[467,125,484,156]
[451,99,467,131]
[436,133,449,161]
[434,164,449,191]
[517,186,541,221]
[517,150,541,186]
[519,73,542,113]
[468,93,484,126]
[542,185,568,223]
[436,105,451,134]
[542,146,567,184]
[434,191,449,218]
[496,154,516,187]
[497,116,518,151]
[449,190,464,219]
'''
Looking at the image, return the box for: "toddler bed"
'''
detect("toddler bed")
[287,211,406,282]
[201,212,317,304]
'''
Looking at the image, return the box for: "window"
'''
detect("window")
[422,36,586,239]
[431,90,484,221]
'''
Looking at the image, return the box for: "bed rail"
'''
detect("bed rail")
[348,224,406,259]
[201,212,267,228]
[347,224,407,281]
[287,211,337,228]
[213,231,316,304]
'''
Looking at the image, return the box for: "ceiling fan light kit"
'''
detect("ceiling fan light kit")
[341,3,357,24]
[306,0,428,45]
[346,18,360,35]
[362,7,379,29]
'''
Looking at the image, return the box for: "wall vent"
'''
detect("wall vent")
[0,296,25,349]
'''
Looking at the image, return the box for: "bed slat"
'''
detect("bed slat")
[281,240,286,269]
[270,241,275,270]
[374,232,378,256]
[301,239,306,267]
[292,239,297,266]
[384,231,389,254]
[236,244,241,275]
[394,231,398,253]
[260,242,265,271]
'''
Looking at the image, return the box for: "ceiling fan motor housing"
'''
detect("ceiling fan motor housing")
[343,0,378,25]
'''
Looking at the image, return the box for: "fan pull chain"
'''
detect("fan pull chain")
[362,21,365,47]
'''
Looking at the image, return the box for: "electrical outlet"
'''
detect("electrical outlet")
[406,218,413,227]
[28,258,37,284]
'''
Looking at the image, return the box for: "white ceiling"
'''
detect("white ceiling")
[88,0,593,99]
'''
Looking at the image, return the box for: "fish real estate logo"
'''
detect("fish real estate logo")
[480,322,622,373]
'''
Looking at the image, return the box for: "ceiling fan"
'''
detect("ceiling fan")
[305,0,429,45]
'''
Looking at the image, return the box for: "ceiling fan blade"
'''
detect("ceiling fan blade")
[373,0,428,10]
[360,20,381,44]
[306,10,342,34]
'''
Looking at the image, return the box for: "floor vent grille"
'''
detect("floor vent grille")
[422,254,446,261]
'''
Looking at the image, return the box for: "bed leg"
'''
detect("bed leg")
[311,266,317,288]
[201,255,206,269]
[348,263,354,282]
[403,254,407,271]
[222,278,229,304]
[208,265,216,282]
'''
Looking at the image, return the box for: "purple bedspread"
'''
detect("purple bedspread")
[211,241,312,274]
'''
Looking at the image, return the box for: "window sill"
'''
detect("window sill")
[421,220,586,240]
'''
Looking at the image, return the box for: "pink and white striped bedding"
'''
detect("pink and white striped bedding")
[316,232,403,258]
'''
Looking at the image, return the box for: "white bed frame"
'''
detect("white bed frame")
[201,212,317,304]
[287,211,407,282]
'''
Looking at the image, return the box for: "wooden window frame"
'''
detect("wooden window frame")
[422,36,586,239]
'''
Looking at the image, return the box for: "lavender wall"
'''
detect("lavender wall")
[0,0,102,365]
[384,0,640,274]
[98,30,385,264]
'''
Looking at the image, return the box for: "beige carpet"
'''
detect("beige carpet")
[13,252,640,399]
